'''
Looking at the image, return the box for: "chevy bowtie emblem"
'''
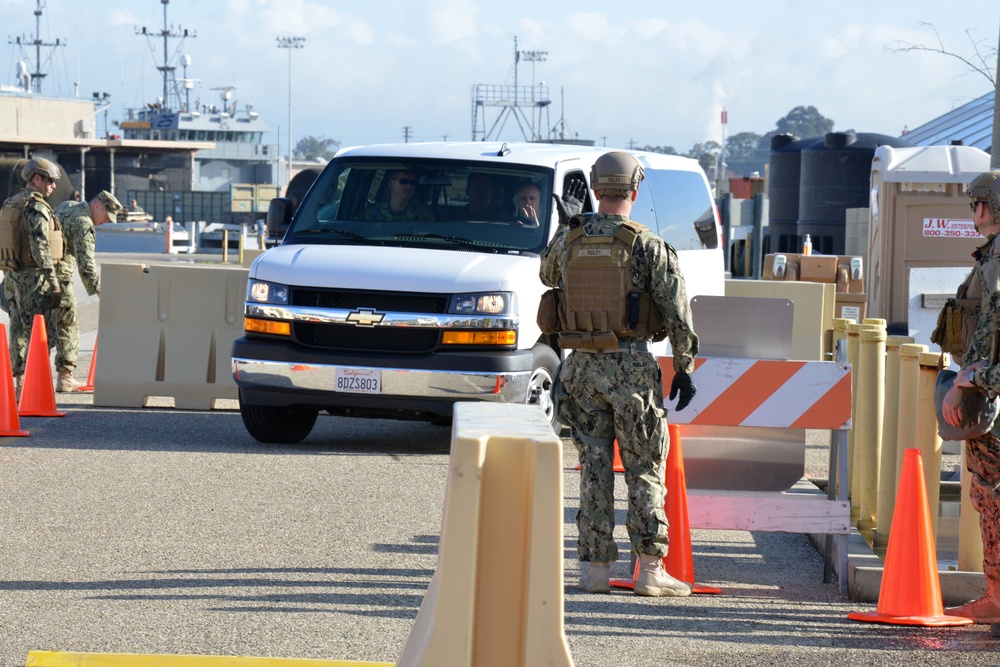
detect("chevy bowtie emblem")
[346,308,385,326]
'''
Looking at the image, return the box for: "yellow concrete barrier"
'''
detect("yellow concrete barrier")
[856,326,886,534]
[95,263,248,409]
[916,350,949,539]
[25,651,391,666]
[958,445,985,572]
[397,402,573,667]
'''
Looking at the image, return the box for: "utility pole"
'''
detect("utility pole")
[277,35,305,188]
[403,126,412,143]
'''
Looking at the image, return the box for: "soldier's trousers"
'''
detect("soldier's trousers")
[556,348,670,562]
[6,270,56,377]
[54,274,78,373]
[966,434,1000,583]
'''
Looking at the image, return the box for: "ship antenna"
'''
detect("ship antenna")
[136,0,196,112]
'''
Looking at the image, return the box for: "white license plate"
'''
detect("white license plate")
[335,368,381,394]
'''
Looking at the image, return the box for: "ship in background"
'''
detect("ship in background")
[1,0,280,233]
[116,0,280,199]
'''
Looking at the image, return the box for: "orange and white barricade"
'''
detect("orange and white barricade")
[659,356,852,593]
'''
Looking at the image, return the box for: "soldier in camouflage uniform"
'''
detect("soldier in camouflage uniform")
[943,170,1000,624]
[539,151,699,597]
[51,190,123,392]
[363,170,434,222]
[0,158,64,388]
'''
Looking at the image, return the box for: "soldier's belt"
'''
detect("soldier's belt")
[574,339,650,354]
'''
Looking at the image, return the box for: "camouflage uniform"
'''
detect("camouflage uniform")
[540,212,698,562]
[2,188,60,376]
[363,200,434,222]
[53,200,101,374]
[960,232,1000,584]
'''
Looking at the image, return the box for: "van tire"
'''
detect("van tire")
[528,344,560,428]
[239,391,319,444]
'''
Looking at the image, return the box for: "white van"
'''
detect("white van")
[232,142,724,443]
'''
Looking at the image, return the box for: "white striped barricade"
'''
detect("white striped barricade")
[658,356,853,593]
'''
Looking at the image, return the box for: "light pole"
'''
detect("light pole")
[276,35,305,188]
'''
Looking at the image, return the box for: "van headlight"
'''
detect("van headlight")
[247,279,289,305]
[449,292,515,315]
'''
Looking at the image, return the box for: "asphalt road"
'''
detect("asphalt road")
[0,253,998,666]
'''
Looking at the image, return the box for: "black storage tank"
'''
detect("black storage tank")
[767,134,820,254]
[797,132,911,255]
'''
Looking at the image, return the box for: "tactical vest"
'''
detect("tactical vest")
[557,217,664,350]
[0,191,64,271]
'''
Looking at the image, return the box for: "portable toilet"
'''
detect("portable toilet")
[867,144,991,346]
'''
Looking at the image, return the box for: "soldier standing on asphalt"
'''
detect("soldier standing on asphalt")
[942,169,1000,624]
[0,158,64,389]
[539,151,699,597]
[52,190,123,392]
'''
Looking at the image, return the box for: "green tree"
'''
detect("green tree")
[685,141,721,174]
[639,145,679,155]
[294,135,340,161]
[723,131,767,178]
[773,106,834,140]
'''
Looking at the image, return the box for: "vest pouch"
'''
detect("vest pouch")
[537,288,565,334]
[558,330,619,350]
[48,229,64,263]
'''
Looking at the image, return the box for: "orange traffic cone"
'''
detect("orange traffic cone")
[77,336,97,392]
[848,448,972,626]
[18,314,66,418]
[612,424,720,594]
[0,324,28,436]
[576,440,625,474]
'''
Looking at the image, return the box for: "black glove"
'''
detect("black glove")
[40,290,62,309]
[552,179,588,225]
[669,372,696,412]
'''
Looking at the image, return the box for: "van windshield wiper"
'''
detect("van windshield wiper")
[397,232,487,251]
[301,228,383,245]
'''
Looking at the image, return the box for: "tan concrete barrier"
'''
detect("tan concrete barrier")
[94,263,248,409]
[724,279,834,361]
[398,402,573,667]
[856,326,886,534]
[873,334,914,550]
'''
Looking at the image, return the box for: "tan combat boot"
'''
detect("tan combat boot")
[946,580,1000,624]
[578,561,611,594]
[56,371,81,393]
[634,553,692,597]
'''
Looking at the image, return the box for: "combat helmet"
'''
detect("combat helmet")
[591,151,644,196]
[967,170,1000,220]
[20,157,61,182]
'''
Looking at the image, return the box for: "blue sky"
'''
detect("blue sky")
[2,0,997,153]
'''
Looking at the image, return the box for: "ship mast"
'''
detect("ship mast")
[7,0,65,94]
[137,0,196,112]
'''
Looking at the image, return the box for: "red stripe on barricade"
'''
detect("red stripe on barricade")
[789,372,853,430]
[691,360,805,426]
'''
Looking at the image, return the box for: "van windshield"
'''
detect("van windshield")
[287,158,554,255]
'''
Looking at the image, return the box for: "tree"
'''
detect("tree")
[773,106,834,140]
[639,145,679,155]
[724,131,767,177]
[294,135,340,161]
[890,22,999,168]
[685,140,721,174]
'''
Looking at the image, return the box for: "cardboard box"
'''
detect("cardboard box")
[799,255,838,283]
[835,293,867,323]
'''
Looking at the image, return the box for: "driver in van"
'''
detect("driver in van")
[364,169,434,222]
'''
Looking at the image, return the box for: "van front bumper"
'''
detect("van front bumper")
[231,337,533,414]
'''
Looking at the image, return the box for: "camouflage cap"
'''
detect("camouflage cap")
[97,191,124,222]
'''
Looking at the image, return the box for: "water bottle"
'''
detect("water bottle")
[802,234,812,255]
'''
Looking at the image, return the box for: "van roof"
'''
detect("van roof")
[334,141,705,174]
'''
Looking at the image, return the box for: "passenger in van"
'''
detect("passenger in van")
[540,151,699,599]
[363,169,434,222]
[513,181,542,226]
[453,172,502,220]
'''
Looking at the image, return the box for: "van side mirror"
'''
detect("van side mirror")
[266,197,293,242]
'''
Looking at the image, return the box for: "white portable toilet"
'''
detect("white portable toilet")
[867,144,991,351]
